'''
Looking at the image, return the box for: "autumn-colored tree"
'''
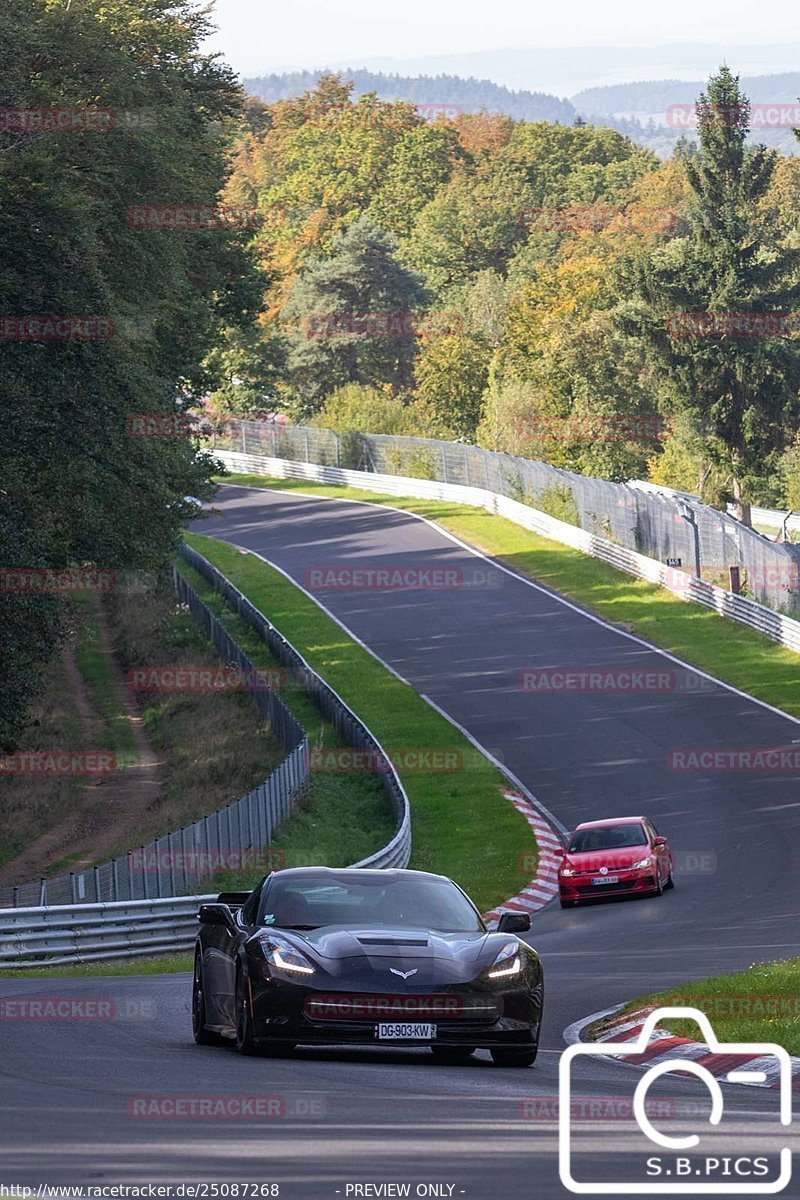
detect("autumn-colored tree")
[281,217,428,416]
[414,333,490,440]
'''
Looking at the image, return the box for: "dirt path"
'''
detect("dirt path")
[0,598,164,885]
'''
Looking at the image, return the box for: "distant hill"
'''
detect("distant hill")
[242,68,800,159]
[574,78,704,116]
[242,69,577,125]
[241,46,800,100]
[574,72,800,115]
[572,73,800,155]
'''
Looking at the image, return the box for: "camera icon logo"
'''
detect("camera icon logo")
[559,1006,792,1194]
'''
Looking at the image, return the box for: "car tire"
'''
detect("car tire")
[192,951,222,1045]
[664,867,675,890]
[430,1046,476,1063]
[235,970,259,1056]
[490,1045,538,1068]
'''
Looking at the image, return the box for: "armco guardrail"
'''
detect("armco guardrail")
[628,479,800,537]
[214,448,800,656]
[0,896,211,969]
[0,548,411,966]
[751,507,800,534]
[179,544,411,873]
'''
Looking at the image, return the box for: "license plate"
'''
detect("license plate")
[592,875,620,885]
[377,1022,437,1040]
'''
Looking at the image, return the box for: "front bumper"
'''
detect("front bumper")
[249,979,543,1049]
[559,868,659,901]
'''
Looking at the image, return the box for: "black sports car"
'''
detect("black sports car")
[192,866,544,1066]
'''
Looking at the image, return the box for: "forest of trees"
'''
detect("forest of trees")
[4,1,800,743]
[244,69,577,124]
[0,0,260,743]
[220,69,800,523]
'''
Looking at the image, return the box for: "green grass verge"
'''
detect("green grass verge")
[0,952,193,979]
[183,532,535,914]
[602,958,800,1055]
[175,558,395,880]
[218,474,800,719]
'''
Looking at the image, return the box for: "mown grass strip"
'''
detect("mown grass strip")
[74,595,139,766]
[0,952,194,979]
[184,532,535,913]
[218,474,800,721]
[609,957,800,1055]
[175,558,395,879]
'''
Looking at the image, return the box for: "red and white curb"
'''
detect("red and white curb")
[484,790,562,925]
[564,1002,800,1092]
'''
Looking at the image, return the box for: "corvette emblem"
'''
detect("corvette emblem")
[390,968,418,979]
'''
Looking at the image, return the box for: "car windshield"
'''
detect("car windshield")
[259,871,484,932]
[569,824,648,852]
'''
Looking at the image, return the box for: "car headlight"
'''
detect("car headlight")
[631,855,654,870]
[487,941,522,979]
[560,865,576,877]
[259,938,315,976]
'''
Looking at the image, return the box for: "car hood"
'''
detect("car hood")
[564,848,651,872]
[248,925,522,983]
[297,926,488,964]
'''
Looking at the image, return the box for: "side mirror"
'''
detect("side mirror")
[653,836,667,847]
[198,903,235,930]
[497,912,531,934]
[553,846,564,856]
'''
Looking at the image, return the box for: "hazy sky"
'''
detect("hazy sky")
[202,0,800,81]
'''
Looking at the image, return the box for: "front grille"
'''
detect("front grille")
[303,993,495,1022]
[575,880,643,896]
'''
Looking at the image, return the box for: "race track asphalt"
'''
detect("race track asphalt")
[2,483,798,1199]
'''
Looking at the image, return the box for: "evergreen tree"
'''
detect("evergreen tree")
[622,66,800,523]
[281,217,428,416]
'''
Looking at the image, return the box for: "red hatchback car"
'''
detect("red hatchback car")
[557,816,674,908]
